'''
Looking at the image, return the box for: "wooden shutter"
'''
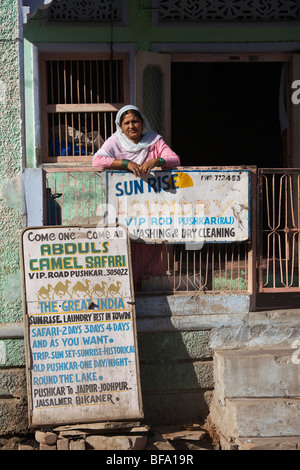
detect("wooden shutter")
[134,51,171,145]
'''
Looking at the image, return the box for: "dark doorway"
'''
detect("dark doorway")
[171,62,285,168]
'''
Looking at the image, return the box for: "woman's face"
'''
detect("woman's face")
[120,112,143,143]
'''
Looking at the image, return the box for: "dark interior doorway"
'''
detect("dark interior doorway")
[171,62,285,168]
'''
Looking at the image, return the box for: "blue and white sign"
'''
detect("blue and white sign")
[21,226,143,427]
[106,169,251,243]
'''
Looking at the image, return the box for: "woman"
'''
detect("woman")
[92,105,181,173]
[92,105,181,287]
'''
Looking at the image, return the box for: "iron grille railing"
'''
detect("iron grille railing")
[135,242,249,293]
[45,168,105,226]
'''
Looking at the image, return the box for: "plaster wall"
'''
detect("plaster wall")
[0,1,24,328]
[0,0,27,436]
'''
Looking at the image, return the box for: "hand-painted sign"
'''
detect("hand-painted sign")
[106,169,251,243]
[21,226,143,427]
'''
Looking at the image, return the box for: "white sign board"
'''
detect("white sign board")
[106,169,251,243]
[21,226,143,427]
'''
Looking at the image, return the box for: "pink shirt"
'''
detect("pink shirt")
[92,137,181,169]
[92,134,179,283]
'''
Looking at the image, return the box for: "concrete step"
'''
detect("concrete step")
[211,397,300,440]
[210,309,300,350]
[235,436,300,451]
[214,348,300,402]
[219,434,300,450]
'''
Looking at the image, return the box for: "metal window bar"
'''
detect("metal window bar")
[47,112,114,157]
[45,169,106,227]
[45,59,124,159]
[139,242,248,293]
[259,169,300,292]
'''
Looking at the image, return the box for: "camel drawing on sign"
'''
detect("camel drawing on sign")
[37,284,53,300]
[107,281,122,296]
[71,280,91,298]
[92,281,107,297]
[53,280,71,298]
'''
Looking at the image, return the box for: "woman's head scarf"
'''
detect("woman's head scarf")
[114,105,161,163]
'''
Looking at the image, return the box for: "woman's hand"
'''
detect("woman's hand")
[127,160,142,177]
[113,158,161,177]
[139,158,160,174]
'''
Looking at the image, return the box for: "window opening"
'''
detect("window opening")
[171,62,285,168]
[42,56,127,163]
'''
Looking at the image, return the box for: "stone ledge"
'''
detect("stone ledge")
[211,397,300,440]
[213,348,300,400]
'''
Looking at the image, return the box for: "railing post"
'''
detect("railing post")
[248,167,257,311]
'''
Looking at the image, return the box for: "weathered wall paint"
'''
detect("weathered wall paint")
[23,0,300,46]
[23,0,152,47]
[0,1,27,436]
[0,0,24,327]
[0,339,25,368]
[138,330,213,425]
[0,80,7,106]
[22,1,300,166]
